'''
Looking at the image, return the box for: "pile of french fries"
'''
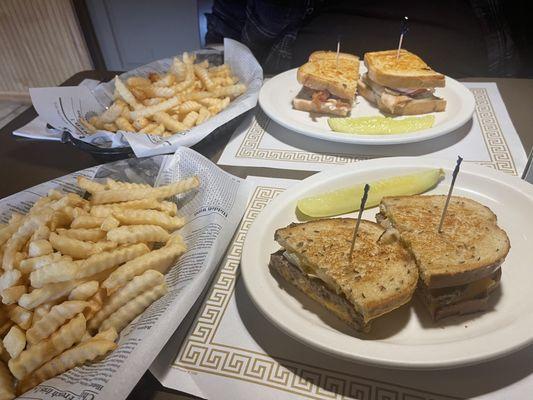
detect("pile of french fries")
[0,174,200,398]
[80,52,246,137]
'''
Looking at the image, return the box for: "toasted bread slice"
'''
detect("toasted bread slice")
[273,219,418,330]
[378,195,510,289]
[297,51,359,100]
[358,77,446,115]
[365,50,445,89]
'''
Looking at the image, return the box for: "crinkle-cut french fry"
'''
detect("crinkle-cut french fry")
[132,116,150,130]
[152,111,187,133]
[152,73,176,87]
[144,85,175,98]
[18,336,116,394]
[30,259,80,288]
[90,199,171,218]
[194,65,215,91]
[18,279,81,310]
[99,283,167,333]
[88,270,163,332]
[142,97,163,106]
[71,215,105,229]
[173,64,194,93]
[30,224,50,242]
[8,313,86,380]
[90,176,199,204]
[0,321,13,337]
[0,214,24,247]
[73,207,89,218]
[79,118,97,134]
[102,242,185,293]
[1,285,26,305]
[115,116,135,132]
[129,96,180,120]
[31,303,52,327]
[108,181,152,191]
[158,201,178,216]
[208,64,230,74]
[198,97,220,107]
[114,76,141,110]
[76,243,150,279]
[6,305,32,330]
[89,115,104,130]
[3,209,53,270]
[91,327,118,342]
[100,216,120,232]
[107,225,170,244]
[49,209,73,231]
[0,270,21,292]
[0,341,9,363]
[49,233,117,259]
[68,281,99,301]
[18,252,65,275]
[182,111,199,128]
[208,96,230,115]
[170,57,187,81]
[3,325,26,359]
[112,209,184,231]
[176,100,202,114]
[57,228,106,242]
[195,107,211,126]
[103,122,117,132]
[138,122,158,134]
[99,102,124,124]
[83,290,105,321]
[0,360,15,400]
[26,301,89,345]
[129,86,147,101]
[127,76,151,87]
[28,239,53,258]
[149,124,165,135]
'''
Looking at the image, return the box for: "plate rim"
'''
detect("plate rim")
[240,157,533,369]
[258,68,476,145]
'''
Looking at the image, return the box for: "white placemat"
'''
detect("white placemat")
[150,176,533,400]
[12,79,101,141]
[219,83,528,176]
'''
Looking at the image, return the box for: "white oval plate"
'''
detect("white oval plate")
[259,67,475,145]
[241,158,533,369]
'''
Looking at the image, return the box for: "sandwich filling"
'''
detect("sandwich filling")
[361,73,439,103]
[293,87,353,115]
[269,251,367,331]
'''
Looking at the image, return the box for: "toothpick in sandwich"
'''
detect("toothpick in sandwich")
[438,156,463,233]
[349,184,370,259]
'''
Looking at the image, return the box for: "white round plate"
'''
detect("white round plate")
[241,158,533,369]
[259,67,475,145]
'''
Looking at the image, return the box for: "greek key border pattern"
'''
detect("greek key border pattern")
[173,186,458,400]
[235,89,517,175]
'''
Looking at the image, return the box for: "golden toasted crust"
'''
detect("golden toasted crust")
[297,52,359,99]
[274,219,418,323]
[364,50,445,89]
[379,195,510,288]
[358,77,446,115]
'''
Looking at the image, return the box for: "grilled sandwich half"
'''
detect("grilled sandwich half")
[377,195,510,320]
[293,51,360,117]
[358,49,446,116]
[270,218,418,332]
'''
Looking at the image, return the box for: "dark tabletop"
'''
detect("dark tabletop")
[1,70,532,399]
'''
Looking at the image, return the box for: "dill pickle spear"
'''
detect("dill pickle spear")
[328,115,435,135]
[297,169,444,218]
